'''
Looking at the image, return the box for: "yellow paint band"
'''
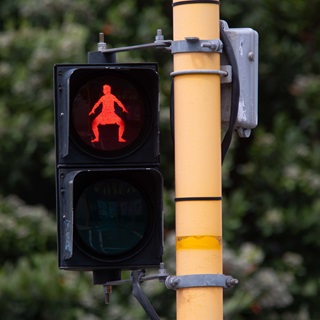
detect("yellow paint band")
[176,235,221,250]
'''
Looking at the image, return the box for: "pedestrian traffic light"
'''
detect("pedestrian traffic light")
[54,63,163,281]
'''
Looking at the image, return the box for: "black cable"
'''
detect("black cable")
[173,0,220,6]
[220,26,240,163]
[170,80,175,145]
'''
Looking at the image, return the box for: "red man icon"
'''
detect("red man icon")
[89,84,128,143]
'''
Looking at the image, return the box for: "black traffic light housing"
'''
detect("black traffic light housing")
[54,63,163,281]
[56,64,160,166]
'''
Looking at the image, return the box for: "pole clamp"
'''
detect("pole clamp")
[165,274,238,290]
[171,37,223,54]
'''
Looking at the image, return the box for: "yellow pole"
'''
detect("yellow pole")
[172,1,222,319]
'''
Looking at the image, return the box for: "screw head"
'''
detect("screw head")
[248,52,255,61]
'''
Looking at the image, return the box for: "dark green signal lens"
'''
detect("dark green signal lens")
[75,178,149,256]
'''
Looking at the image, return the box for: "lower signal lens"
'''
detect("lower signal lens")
[75,178,149,256]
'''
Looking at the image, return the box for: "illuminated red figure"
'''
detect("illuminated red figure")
[89,84,128,143]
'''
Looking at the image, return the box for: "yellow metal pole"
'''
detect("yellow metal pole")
[172,1,222,319]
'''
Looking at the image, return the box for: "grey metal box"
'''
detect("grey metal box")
[221,22,259,137]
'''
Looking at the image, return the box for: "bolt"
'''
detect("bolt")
[237,128,252,138]
[248,51,255,61]
[171,278,180,288]
[165,276,181,289]
[155,29,164,42]
[158,262,169,282]
[201,40,223,52]
[99,32,104,43]
[103,285,112,304]
[225,277,239,288]
[97,32,107,51]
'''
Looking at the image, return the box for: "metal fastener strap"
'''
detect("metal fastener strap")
[165,274,238,290]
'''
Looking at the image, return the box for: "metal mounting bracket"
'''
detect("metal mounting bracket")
[165,274,238,290]
[103,264,169,320]
[97,29,224,55]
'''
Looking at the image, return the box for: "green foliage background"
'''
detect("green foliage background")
[0,0,320,319]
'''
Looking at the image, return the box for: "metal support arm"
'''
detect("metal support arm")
[131,270,160,320]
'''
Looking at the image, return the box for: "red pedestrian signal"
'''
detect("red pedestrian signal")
[72,74,149,154]
[67,66,156,161]
[54,63,163,283]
